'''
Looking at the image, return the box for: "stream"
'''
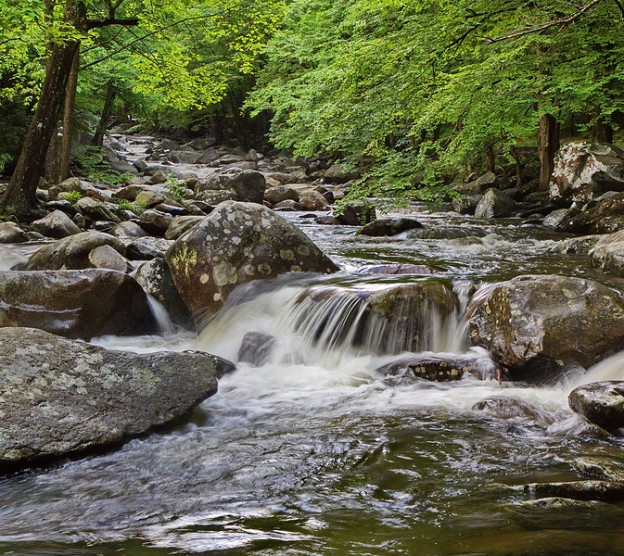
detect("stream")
[3,189,624,554]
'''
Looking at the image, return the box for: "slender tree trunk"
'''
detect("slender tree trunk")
[58,47,80,183]
[0,40,80,218]
[510,145,523,186]
[91,79,116,147]
[595,122,614,144]
[538,113,560,191]
[485,144,496,173]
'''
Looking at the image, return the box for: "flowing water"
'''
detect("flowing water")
[3,204,624,555]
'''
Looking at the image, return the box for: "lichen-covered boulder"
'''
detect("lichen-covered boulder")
[569,381,624,430]
[469,275,624,377]
[550,142,624,204]
[166,201,338,317]
[24,231,126,270]
[0,327,233,471]
[0,269,156,339]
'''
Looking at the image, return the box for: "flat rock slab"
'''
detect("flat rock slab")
[0,327,234,472]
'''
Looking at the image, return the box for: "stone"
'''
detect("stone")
[24,231,126,270]
[0,222,28,243]
[472,396,548,422]
[273,200,301,211]
[110,221,149,239]
[264,185,300,205]
[323,163,359,183]
[376,355,497,382]
[474,188,517,219]
[164,216,205,240]
[198,190,237,205]
[135,190,166,208]
[569,381,624,430]
[112,184,146,201]
[550,142,624,204]
[88,245,131,273]
[542,208,570,228]
[334,203,377,226]
[30,210,81,239]
[139,209,173,236]
[238,332,276,366]
[126,237,172,260]
[524,480,624,502]
[197,170,266,204]
[556,193,624,234]
[166,201,338,318]
[572,457,624,482]
[359,218,423,237]
[0,269,156,339]
[469,275,624,378]
[75,196,121,223]
[549,235,600,255]
[590,229,624,276]
[456,172,499,195]
[298,190,330,211]
[357,264,438,275]
[451,195,482,215]
[0,327,233,471]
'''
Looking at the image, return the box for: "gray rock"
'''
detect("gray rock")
[0,327,233,471]
[359,218,423,237]
[335,203,377,226]
[198,190,237,205]
[376,355,496,382]
[572,456,624,482]
[30,210,81,239]
[25,231,126,270]
[88,245,132,273]
[472,396,550,422]
[0,222,28,243]
[238,332,276,366]
[590,230,624,276]
[474,188,517,219]
[126,237,172,260]
[166,201,338,318]
[0,269,155,339]
[556,193,624,234]
[542,208,570,228]
[451,195,482,215]
[110,221,149,239]
[550,142,624,204]
[273,200,301,211]
[264,185,299,205]
[75,196,121,223]
[469,275,624,378]
[298,191,329,211]
[139,209,173,236]
[135,190,166,208]
[524,480,624,502]
[198,170,266,204]
[549,235,600,255]
[569,381,624,430]
[164,216,205,240]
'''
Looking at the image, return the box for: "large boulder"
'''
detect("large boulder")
[24,231,126,270]
[0,222,28,243]
[196,170,266,204]
[0,269,156,339]
[30,210,81,239]
[469,275,624,378]
[0,327,233,471]
[474,188,517,219]
[590,230,624,276]
[556,193,624,234]
[569,381,624,430]
[550,142,624,204]
[166,201,338,317]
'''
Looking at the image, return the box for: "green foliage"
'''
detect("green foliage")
[73,146,132,185]
[63,190,84,204]
[164,177,187,204]
[116,198,146,215]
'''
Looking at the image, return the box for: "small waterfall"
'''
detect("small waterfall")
[198,277,472,367]
[146,294,176,335]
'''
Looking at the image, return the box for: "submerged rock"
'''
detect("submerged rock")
[468,275,624,378]
[166,201,338,319]
[472,396,551,423]
[376,354,496,382]
[0,327,233,471]
[524,480,624,502]
[569,381,624,430]
[572,457,624,482]
[0,269,156,340]
[357,263,438,275]
[238,332,276,366]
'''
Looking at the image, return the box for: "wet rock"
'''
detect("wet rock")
[0,269,156,339]
[0,327,233,471]
[110,221,149,239]
[472,396,550,422]
[550,142,624,204]
[24,231,126,270]
[376,355,495,382]
[135,257,193,328]
[556,193,624,234]
[542,208,570,228]
[264,185,299,205]
[126,237,172,260]
[359,218,423,237]
[469,275,624,378]
[298,190,330,211]
[524,480,624,502]
[549,235,600,255]
[135,190,166,208]
[357,263,437,275]
[139,209,173,236]
[164,216,205,240]
[197,170,266,204]
[590,230,624,276]
[572,456,624,482]
[569,381,624,430]
[315,215,339,224]
[166,201,338,318]
[0,222,27,243]
[335,203,377,226]
[75,196,121,223]
[451,194,482,215]
[273,199,301,211]
[30,210,81,239]
[88,245,132,273]
[238,332,276,366]
[474,188,517,219]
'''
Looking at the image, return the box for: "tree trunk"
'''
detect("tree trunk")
[595,122,614,144]
[510,146,523,187]
[91,79,116,147]
[485,144,496,173]
[538,113,560,191]
[58,47,80,183]
[0,40,80,218]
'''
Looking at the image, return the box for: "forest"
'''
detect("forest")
[1,0,622,218]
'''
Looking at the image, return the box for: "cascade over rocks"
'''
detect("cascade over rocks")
[166,201,338,318]
[375,354,497,382]
[550,142,624,204]
[24,231,126,270]
[0,327,233,471]
[469,275,624,378]
[569,381,624,431]
[0,269,156,339]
